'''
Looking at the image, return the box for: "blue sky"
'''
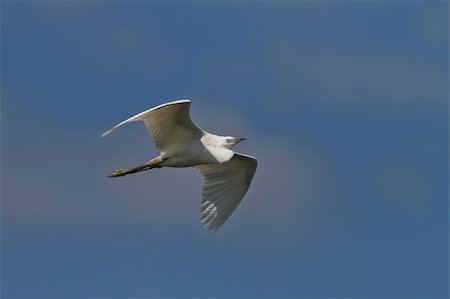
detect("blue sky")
[2,1,448,297]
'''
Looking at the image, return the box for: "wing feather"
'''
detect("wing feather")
[195,153,257,231]
[101,99,204,152]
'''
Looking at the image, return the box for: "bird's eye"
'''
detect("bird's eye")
[226,138,233,143]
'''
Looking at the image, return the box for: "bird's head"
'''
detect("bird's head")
[223,136,248,149]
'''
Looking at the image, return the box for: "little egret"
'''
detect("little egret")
[102,99,257,231]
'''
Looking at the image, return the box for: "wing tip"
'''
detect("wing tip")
[202,221,221,232]
[101,127,115,138]
[201,201,223,232]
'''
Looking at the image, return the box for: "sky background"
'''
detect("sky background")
[1,1,448,298]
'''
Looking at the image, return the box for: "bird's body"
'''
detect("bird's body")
[102,99,257,231]
[159,134,234,167]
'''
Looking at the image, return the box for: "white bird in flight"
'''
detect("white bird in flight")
[102,99,257,231]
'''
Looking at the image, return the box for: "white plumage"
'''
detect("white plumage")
[102,99,257,231]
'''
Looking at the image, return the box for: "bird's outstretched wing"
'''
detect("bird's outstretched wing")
[101,99,204,152]
[195,153,257,231]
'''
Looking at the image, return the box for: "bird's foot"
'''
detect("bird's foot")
[108,168,130,178]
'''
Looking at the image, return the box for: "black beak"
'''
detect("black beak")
[236,137,248,143]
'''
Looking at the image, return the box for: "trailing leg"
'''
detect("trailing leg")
[108,156,164,178]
